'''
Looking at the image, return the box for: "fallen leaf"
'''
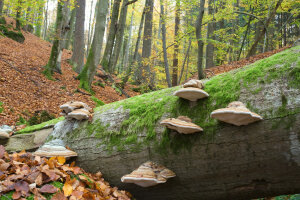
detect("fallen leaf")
[0,145,5,159]
[62,182,73,197]
[12,191,22,199]
[57,156,66,165]
[52,192,67,200]
[40,184,58,193]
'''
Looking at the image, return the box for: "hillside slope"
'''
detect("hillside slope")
[0,30,138,125]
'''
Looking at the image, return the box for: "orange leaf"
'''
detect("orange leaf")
[57,156,66,165]
[63,182,73,197]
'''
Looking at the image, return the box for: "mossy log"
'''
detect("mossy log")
[46,47,300,200]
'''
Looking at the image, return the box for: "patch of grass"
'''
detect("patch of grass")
[16,117,64,134]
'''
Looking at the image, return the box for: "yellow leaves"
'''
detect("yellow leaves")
[57,156,66,165]
[62,182,73,197]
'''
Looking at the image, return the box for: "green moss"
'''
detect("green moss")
[91,96,105,107]
[70,47,300,154]
[0,102,3,113]
[0,24,25,43]
[0,17,6,25]
[16,117,64,134]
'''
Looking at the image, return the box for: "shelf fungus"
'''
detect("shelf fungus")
[60,101,92,121]
[174,79,209,101]
[33,139,78,158]
[121,161,175,187]
[160,116,203,134]
[0,131,10,139]
[211,101,263,126]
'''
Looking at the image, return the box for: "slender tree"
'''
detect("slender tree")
[0,0,4,16]
[122,6,146,87]
[16,0,22,30]
[139,0,154,87]
[108,0,129,73]
[123,8,134,72]
[160,0,171,87]
[205,0,215,68]
[195,0,206,79]
[43,0,71,77]
[72,0,86,73]
[43,0,49,39]
[78,0,109,91]
[171,0,180,86]
[65,8,76,50]
[247,0,283,57]
[101,0,122,72]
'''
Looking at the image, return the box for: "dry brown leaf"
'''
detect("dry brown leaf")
[62,182,73,197]
[40,184,58,193]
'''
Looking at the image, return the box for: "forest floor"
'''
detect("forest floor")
[0,19,139,126]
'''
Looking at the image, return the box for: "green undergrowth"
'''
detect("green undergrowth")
[0,24,25,43]
[71,46,300,154]
[16,117,64,134]
[91,96,105,107]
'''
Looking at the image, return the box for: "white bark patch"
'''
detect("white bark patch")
[289,131,300,166]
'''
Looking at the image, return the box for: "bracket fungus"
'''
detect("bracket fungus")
[160,116,203,134]
[211,101,263,126]
[121,161,175,187]
[60,101,92,121]
[0,131,10,139]
[183,79,204,89]
[174,79,209,101]
[33,139,77,158]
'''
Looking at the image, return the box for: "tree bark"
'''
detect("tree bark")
[64,8,76,50]
[123,9,134,72]
[178,39,191,84]
[43,47,300,200]
[195,0,206,79]
[86,0,95,58]
[139,0,154,86]
[101,0,122,72]
[78,0,109,91]
[171,0,180,86]
[72,0,86,73]
[43,0,71,76]
[108,0,129,73]
[246,0,283,58]
[43,0,49,40]
[205,0,215,69]
[16,0,22,30]
[160,0,171,88]
[0,0,4,16]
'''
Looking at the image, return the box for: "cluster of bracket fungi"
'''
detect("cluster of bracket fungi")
[161,79,263,134]
[34,80,264,189]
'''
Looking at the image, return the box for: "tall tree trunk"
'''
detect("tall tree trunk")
[205,0,215,69]
[72,0,86,73]
[78,0,109,91]
[43,0,71,77]
[101,0,122,72]
[35,4,44,37]
[64,8,76,50]
[108,0,129,74]
[123,9,134,72]
[247,0,283,58]
[139,0,154,87]
[195,0,206,79]
[122,7,146,88]
[178,39,191,84]
[16,0,22,30]
[171,0,180,86]
[0,0,4,16]
[86,0,94,58]
[43,0,49,40]
[160,0,171,87]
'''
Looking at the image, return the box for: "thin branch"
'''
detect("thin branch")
[125,0,138,6]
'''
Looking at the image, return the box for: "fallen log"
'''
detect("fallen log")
[44,46,300,200]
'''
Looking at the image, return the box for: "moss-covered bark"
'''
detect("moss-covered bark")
[43,0,70,77]
[44,46,300,199]
[78,0,109,92]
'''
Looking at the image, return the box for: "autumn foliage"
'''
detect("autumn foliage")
[0,146,131,199]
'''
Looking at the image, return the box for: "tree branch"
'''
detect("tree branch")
[125,0,138,6]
